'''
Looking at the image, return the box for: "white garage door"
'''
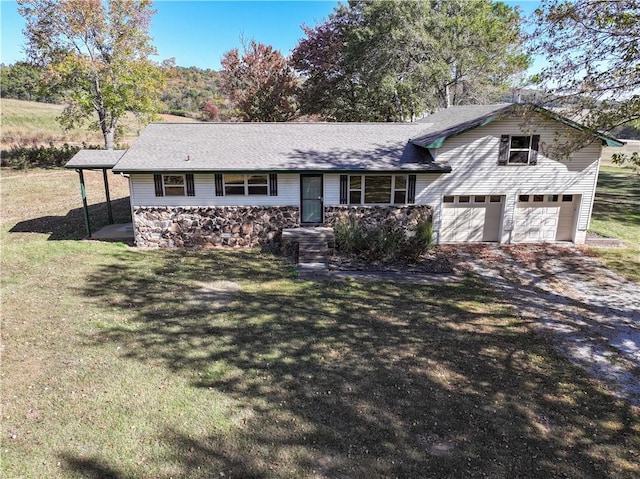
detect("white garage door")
[440,195,503,242]
[556,194,579,241]
[514,194,572,242]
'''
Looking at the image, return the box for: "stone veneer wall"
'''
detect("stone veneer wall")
[133,204,433,248]
[133,206,299,248]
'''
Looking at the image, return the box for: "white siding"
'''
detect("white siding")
[414,174,445,204]
[130,173,300,207]
[324,174,341,205]
[324,173,446,206]
[425,116,602,243]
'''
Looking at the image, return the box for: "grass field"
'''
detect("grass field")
[589,164,640,282]
[0,98,197,149]
[2,169,639,478]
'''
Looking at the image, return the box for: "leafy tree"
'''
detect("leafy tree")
[201,100,220,121]
[292,0,529,121]
[0,62,61,102]
[159,61,225,117]
[220,40,298,122]
[18,0,165,149]
[292,4,377,121]
[531,0,640,136]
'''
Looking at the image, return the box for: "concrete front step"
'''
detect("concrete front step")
[282,227,334,270]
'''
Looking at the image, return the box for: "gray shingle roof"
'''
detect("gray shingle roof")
[412,103,513,148]
[65,149,126,169]
[111,122,451,173]
[73,102,622,173]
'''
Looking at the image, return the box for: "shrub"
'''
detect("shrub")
[334,216,369,254]
[333,213,434,263]
[402,218,435,262]
[165,109,189,118]
[0,143,101,169]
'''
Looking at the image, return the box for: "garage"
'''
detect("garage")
[513,194,578,242]
[440,195,503,242]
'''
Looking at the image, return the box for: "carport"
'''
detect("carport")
[64,150,126,238]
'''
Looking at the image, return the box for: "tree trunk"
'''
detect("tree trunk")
[394,88,403,122]
[104,127,115,150]
[99,110,116,150]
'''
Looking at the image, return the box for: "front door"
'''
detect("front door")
[300,175,323,223]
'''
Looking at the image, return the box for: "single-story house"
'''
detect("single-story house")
[66,103,623,248]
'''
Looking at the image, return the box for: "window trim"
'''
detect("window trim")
[499,134,540,166]
[347,174,408,205]
[223,174,270,196]
[508,135,533,165]
[162,174,186,197]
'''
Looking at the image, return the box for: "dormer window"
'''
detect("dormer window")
[498,134,540,166]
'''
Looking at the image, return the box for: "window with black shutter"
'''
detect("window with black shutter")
[214,173,224,196]
[407,174,416,203]
[339,175,348,204]
[153,173,164,197]
[269,174,278,196]
[499,135,541,166]
[186,173,195,196]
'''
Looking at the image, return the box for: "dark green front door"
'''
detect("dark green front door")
[300,175,323,223]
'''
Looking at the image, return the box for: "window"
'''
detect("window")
[474,196,486,203]
[349,176,362,204]
[163,175,185,196]
[458,195,470,203]
[364,176,391,203]
[533,195,544,202]
[498,134,540,166]
[489,195,502,203]
[443,195,455,203]
[548,195,559,202]
[562,194,574,202]
[154,173,194,197]
[518,195,530,202]
[224,174,269,195]
[509,136,533,164]
[393,175,407,204]
[348,175,408,204]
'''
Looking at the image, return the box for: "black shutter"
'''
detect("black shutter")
[269,173,278,196]
[407,174,416,203]
[153,173,164,197]
[339,175,348,204]
[214,173,224,196]
[186,173,195,196]
[498,135,509,165]
[529,135,540,166]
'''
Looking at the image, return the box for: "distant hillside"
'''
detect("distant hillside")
[1,62,233,121]
[0,98,198,149]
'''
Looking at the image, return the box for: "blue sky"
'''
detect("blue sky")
[1,0,543,71]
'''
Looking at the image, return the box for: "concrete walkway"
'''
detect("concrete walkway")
[91,222,134,242]
[452,244,640,406]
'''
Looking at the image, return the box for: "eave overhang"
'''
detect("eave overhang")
[111,165,452,175]
[410,103,625,149]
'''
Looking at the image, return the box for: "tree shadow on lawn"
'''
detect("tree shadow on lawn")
[69,249,639,478]
[592,169,640,227]
[8,197,132,240]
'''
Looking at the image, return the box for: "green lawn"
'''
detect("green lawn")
[1,169,639,478]
[589,164,640,282]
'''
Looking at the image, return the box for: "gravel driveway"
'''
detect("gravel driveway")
[448,244,640,406]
